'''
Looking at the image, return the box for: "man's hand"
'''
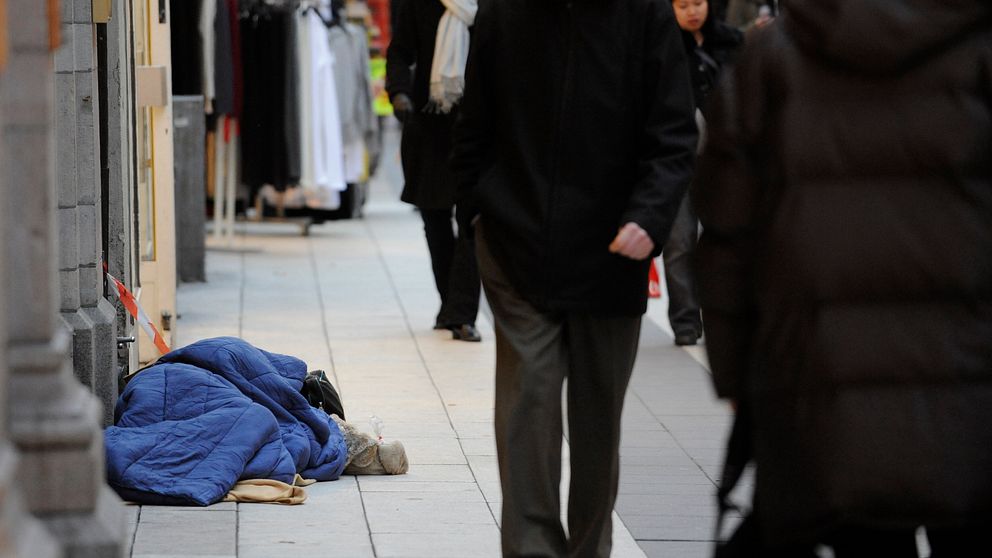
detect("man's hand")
[392,93,414,123]
[609,222,654,260]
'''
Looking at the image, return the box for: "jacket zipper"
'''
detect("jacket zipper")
[544,1,575,306]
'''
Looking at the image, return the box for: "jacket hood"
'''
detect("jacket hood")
[785,0,992,73]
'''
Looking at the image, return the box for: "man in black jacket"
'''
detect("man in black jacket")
[451,1,696,555]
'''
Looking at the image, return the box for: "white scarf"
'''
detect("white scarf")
[428,0,477,113]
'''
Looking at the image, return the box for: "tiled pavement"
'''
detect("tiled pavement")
[123,131,735,558]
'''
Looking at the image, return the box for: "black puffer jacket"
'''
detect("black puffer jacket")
[451,0,697,315]
[695,0,992,546]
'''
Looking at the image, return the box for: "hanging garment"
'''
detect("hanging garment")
[296,11,316,191]
[225,0,244,118]
[329,22,375,183]
[240,10,301,193]
[199,0,217,113]
[213,0,236,116]
[301,5,346,209]
[328,23,374,147]
[342,138,365,184]
[213,115,227,227]
[284,14,303,186]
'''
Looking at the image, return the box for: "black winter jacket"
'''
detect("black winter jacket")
[681,20,742,111]
[451,0,697,315]
[385,0,444,112]
[695,0,992,545]
[386,0,459,210]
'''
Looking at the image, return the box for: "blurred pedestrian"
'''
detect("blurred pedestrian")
[451,1,697,555]
[390,0,408,38]
[724,0,773,29]
[696,1,992,555]
[387,0,482,342]
[662,0,742,346]
[708,0,729,22]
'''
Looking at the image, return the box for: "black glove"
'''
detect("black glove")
[392,93,414,124]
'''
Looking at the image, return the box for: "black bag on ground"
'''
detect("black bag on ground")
[301,370,346,420]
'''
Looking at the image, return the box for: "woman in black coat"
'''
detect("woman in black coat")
[386,0,481,341]
[675,0,742,110]
[662,0,741,346]
[695,1,992,554]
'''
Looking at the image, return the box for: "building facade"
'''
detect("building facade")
[0,0,178,554]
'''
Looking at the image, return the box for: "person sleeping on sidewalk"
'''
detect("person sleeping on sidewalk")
[106,337,408,507]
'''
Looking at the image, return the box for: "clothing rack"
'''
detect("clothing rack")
[247,0,375,233]
[303,1,345,29]
[240,0,344,31]
[174,0,376,240]
[241,0,320,11]
[210,0,311,242]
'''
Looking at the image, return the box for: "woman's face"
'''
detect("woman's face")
[672,0,708,33]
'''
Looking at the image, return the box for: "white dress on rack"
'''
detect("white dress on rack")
[302,4,347,210]
[296,9,316,196]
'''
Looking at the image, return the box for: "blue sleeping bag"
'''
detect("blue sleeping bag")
[105,337,347,506]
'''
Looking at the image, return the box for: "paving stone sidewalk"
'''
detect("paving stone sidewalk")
[123,133,733,558]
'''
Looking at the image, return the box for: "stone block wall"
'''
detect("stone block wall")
[104,0,140,395]
[3,0,125,555]
[55,0,119,423]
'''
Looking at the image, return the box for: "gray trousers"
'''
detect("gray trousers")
[662,193,702,336]
[477,223,642,558]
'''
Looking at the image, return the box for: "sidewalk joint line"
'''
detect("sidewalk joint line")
[129,506,141,558]
[235,502,240,557]
[355,476,379,557]
[238,249,246,339]
[361,217,501,527]
[630,388,721,487]
[306,235,341,396]
[635,537,719,543]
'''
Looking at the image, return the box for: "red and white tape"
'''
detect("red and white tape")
[105,271,171,356]
[648,260,662,299]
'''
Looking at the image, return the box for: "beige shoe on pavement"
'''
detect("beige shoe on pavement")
[344,440,409,475]
[377,441,409,474]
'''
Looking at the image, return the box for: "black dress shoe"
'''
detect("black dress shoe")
[451,324,482,342]
[674,331,699,346]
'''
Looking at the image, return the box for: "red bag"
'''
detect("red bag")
[648,260,662,299]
